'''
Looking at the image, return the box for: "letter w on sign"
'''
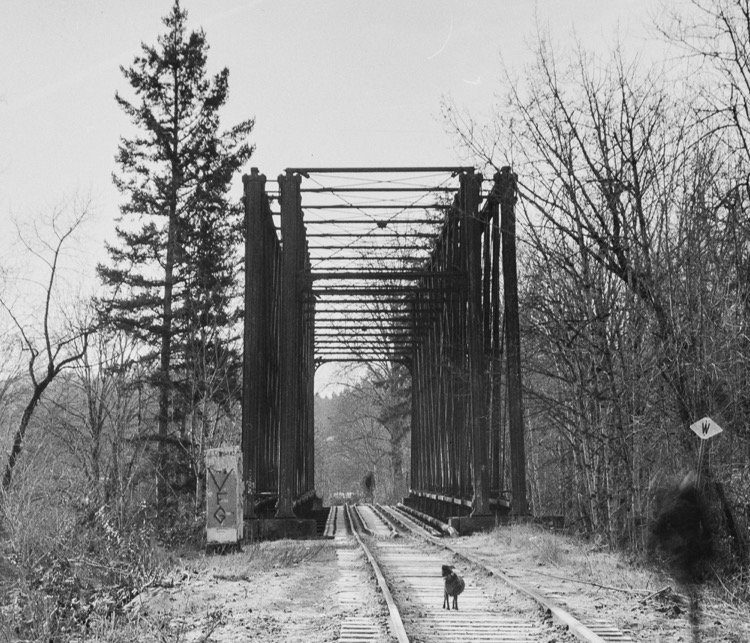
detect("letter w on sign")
[689,417,724,441]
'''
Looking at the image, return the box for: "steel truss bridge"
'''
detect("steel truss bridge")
[241,166,527,524]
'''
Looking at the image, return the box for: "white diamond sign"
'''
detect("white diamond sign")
[690,416,724,440]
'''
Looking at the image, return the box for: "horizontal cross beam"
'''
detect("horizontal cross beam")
[308,244,429,250]
[286,166,474,174]
[303,204,450,210]
[306,232,439,237]
[307,271,462,281]
[305,219,439,225]
[301,187,459,193]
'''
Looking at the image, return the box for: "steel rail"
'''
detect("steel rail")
[348,504,581,643]
[344,505,411,643]
[380,507,631,643]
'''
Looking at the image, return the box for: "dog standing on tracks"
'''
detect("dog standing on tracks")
[442,565,465,610]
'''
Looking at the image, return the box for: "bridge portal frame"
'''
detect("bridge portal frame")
[241,166,527,525]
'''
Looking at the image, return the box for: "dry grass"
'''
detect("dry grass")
[0,471,173,643]
[71,609,225,643]
[76,540,340,642]
[210,540,335,581]
[458,522,750,642]
[1,457,334,643]
[36,541,336,642]
[474,523,653,586]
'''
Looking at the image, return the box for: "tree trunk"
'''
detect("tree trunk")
[158,219,176,510]
[2,380,50,493]
[157,67,180,512]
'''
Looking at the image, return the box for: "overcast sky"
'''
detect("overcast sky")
[0,0,676,388]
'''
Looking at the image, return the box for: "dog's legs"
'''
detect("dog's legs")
[443,591,449,609]
[453,595,458,610]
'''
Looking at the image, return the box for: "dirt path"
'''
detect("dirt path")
[120,524,749,643]
[125,537,391,642]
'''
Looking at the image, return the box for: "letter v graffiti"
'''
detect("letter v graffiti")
[208,469,232,524]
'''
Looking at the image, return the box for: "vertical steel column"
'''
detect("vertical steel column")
[498,167,528,516]
[277,171,303,518]
[303,285,315,494]
[241,168,266,518]
[446,213,460,497]
[461,171,490,516]
[489,197,503,496]
[447,203,467,499]
[264,230,281,495]
[410,333,420,490]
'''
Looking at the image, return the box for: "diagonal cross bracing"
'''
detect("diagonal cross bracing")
[285,168,472,363]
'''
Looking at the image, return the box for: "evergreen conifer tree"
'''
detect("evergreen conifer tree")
[98,0,253,508]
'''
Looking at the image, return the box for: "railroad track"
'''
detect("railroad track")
[328,503,635,643]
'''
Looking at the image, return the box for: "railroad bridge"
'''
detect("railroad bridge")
[241,166,527,535]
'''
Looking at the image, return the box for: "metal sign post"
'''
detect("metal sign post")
[689,417,724,486]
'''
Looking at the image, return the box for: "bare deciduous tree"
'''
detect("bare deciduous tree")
[45,329,154,518]
[0,200,93,496]
[446,33,749,558]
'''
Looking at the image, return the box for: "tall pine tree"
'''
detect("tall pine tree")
[98,0,253,508]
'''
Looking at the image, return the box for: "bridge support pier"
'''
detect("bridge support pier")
[447,515,500,535]
[245,518,317,541]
